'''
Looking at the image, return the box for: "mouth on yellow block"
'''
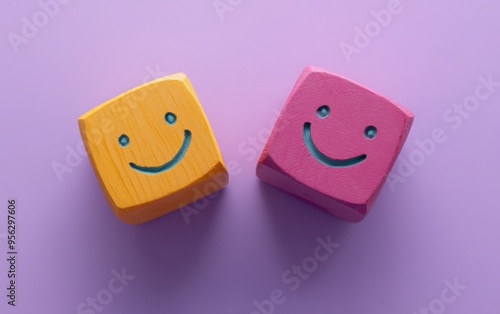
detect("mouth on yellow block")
[129,130,192,175]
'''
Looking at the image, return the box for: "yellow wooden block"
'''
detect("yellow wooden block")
[78,73,228,224]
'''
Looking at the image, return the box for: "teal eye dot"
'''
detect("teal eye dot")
[316,105,330,119]
[165,112,177,125]
[118,134,130,147]
[365,126,377,139]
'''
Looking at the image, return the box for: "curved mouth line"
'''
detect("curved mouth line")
[303,122,366,168]
[129,130,192,175]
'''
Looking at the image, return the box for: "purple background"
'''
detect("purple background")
[1,0,499,313]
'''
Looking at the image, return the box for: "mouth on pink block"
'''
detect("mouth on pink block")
[303,122,367,168]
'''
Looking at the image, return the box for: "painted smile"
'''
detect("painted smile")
[129,130,192,175]
[303,122,366,168]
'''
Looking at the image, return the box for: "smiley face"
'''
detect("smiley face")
[303,104,378,168]
[117,112,192,175]
[257,66,414,221]
[79,73,228,223]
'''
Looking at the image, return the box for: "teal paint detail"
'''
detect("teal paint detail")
[129,130,192,175]
[303,122,366,168]
[165,112,177,125]
[364,126,377,139]
[118,134,130,147]
[316,105,330,119]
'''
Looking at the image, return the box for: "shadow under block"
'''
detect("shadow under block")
[256,66,414,222]
[79,73,228,224]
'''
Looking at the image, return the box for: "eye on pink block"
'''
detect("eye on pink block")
[256,66,414,222]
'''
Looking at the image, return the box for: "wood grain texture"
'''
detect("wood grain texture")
[79,73,228,224]
[256,66,414,222]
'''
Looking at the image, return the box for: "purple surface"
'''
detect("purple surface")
[1,1,499,313]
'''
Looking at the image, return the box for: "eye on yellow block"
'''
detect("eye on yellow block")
[78,73,228,224]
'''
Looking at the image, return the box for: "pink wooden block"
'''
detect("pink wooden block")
[256,66,414,222]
